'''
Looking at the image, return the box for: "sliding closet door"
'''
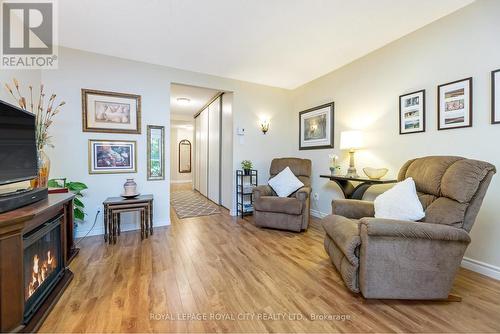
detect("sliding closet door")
[199,109,209,197]
[194,116,201,191]
[208,97,220,203]
[220,93,232,209]
[192,94,222,204]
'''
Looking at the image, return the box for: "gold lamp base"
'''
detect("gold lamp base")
[346,167,358,179]
[346,149,359,178]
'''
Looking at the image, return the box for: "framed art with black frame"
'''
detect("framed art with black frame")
[299,102,334,150]
[399,89,425,134]
[437,77,473,130]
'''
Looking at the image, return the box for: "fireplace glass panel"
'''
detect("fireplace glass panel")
[23,216,64,321]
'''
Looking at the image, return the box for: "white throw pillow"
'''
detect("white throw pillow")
[268,167,304,197]
[374,177,425,221]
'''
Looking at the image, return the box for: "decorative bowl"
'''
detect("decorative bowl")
[363,167,388,180]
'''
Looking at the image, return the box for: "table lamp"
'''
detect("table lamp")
[340,130,363,178]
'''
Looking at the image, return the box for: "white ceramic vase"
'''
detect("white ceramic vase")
[123,178,138,196]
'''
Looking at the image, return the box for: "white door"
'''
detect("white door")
[220,93,233,209]
[199,108,209,197]
[208,97,220,203]
[194,116,201,191]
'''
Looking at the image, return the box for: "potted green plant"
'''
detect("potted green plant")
[48,178,88,229]
[241,160,253,175]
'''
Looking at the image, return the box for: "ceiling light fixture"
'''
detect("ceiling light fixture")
[177,97,191,105]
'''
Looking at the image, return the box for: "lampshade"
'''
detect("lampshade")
[340,131,363,150]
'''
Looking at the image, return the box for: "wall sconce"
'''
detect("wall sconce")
[260,119,270,134]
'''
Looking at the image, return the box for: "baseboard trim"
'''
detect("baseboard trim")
[310,209,499,281]
[170,180,192,184]
[461,257,500,280]
[310,209,328,219]
[75,220,171,238]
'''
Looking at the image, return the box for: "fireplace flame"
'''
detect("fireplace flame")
[27,250,57,299]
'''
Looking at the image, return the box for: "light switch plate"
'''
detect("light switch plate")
[236,127,245,136]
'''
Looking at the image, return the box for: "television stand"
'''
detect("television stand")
[0,187,31,197]
[0,187,48,213]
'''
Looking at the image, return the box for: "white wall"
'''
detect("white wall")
[170,125,193,183]
[0,70,41,105]
[171,113,195,122]
[229,84,294,214]
[41,47,293,236]
[42,48,171,236]
[291,0,500,272]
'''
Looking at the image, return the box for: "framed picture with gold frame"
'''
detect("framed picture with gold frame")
[82,89,141,134]
[147,125,165,180]
[88,139,137,174]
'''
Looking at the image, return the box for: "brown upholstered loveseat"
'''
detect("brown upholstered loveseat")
[322,156,496,299]
[253,158,311,232]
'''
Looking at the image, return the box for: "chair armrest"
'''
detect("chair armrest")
[359,217,471,243]
[253,185,274,200]
[332,199,374,219]
[294,186,311,201]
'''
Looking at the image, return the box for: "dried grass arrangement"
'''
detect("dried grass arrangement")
[4,78,65,151]
[4,78,65,188]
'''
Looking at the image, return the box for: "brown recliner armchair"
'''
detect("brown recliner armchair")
[322,156,496,299]
[253,158,311,232]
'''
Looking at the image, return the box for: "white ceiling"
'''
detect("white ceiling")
[58,0,474,89]
[170,84,220,117]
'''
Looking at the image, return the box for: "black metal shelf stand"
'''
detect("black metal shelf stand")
[236,169,258,218]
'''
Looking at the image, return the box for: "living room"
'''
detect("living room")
[0,0,499,333]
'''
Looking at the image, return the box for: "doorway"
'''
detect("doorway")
[170,83,233,216]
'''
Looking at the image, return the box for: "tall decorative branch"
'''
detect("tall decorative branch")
[4,79,65,151]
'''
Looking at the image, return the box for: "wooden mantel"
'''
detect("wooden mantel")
[0,193,78,332]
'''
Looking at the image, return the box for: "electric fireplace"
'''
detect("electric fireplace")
[0,192,76,332]
[23,214,64,322]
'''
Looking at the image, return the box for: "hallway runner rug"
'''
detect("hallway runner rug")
[171,190,221,219]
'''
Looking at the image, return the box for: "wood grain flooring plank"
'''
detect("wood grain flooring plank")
[38,191,500,333]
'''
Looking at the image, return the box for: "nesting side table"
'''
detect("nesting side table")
[103,194,154,244]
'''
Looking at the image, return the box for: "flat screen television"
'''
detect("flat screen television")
[0,99,38,186]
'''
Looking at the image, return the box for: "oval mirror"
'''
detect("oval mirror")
[179,139,191,173]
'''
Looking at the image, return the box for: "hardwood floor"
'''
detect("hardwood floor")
[39,206,500,333]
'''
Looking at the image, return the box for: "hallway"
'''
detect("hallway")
[170,183,220,219]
